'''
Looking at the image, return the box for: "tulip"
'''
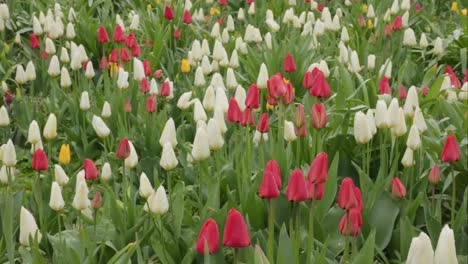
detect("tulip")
[58,144,71,165]
[207,119,224,151]
[406,232,434,264]
[419,33,429,48]
[257,63,269,89]
[339,208,362,237]
[97,26,109,43]
[391,177,406,198]
[265,160,282,189]
[178,92,193,110]
[445,66,461,89]
[146,96,156,113]
[391,108,407,138]
[193,99,207,122]
[433,37,444,55]
[307,152,328,184]
[160,80,171,97]
[386,98,400,128]
[91,115,110,138]
[404,86,419,117]
[164,6,174,20]
[286,169,309,202]
[101,163,111,181]
[378,76,391,95]
[311,103,327,129]
[245,83,259,109]
[30,33,40,49]
[192,127,210,161]
[196,218,220,254]
[139,172,154,199]
[284,120,297,142]
[267,73,288,100]
[401,147,414,168]
[19,207,42,246]
[80,91,90,111]
[259,171,280,199]
[354,111,372,144]
[0,105,10,127]
[338,177,358,210]
[0,165,14,184]
[25,61,36,81]
[226,68,238,89]
[257,113,270,133]
[283,53,296,73]
[43,114,57,140]
[441,134,460,163]
[49,182,65,211]
[403,28,417,46]
[28,120,41,145]
[32,149,48,171]
[133,58,145,82]
[223,208,251,247]
[406,125,421,151]
[240,108,255,127]
[392,16,402,30]
[367,54,376,70]
[428,165,440,185]
[147,185,169,215]
[160,118,177,147]
[101,101,111,118]
[234,86,247,111]
[160,142,178,170]
[120,48,130,62]
[293,104,305,129]
[399,85,407,99]
[308,68,331,98]
[91,192,102,210]
[54,164,69,186]
[124,141,139,168]
[227,98,242,123]
[434,225,458,264]
[307,182,325,200]
[83,159,98,181]
[112,24,125,43]
[72,181,90,210]
[116,138,131,159]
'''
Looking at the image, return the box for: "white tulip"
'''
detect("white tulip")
[85,62,95,79]
[214,105,227,134]
[101,101,111,118]
[375,100,388,128]
[354,111,372,144]
[45,38,56,54]
[160,118,177,147]
[419,33,429,48]
[341,27,350,43]
[43,114,57,140]
[0,106,10,127]
[192,126,210,161]
[19,207,42,246]
[117,68,129,90]
[28,120,41,144]
[433,38,444,55]
[194,67,205,87]
[60,47,70,63]
[207,119,224,151]
[133,58,145,81]
[177,92,193,110]
[386,98,400,128]
[407,124,421,150]
[403,28,417,47]
[366,109,377,136]
[15,65,27,85]
[147,185,169,215]
[404,86,419,117]
[234,85,247,111]
[54,165,69,186]
[413,107,427,133]
[193,99,207,123]
[101,162,111,181]
[139,172,154,198]
[401,147,414,168]
[215,87,229,113]
[160,143,178,171]
[434,225,458,264]
[3,139,16,167]
[49,182,65,211]
[72,181,90,210]
[0,165,14,184]
[124,141,139,169]
[391,108,407,138]
[25,61,36,81]
[66,22,75,39]
[406,232,434,264]
[91,115,110,138]
[284,120,297,142]
[257,63,269,89]
[80,91,90,111]
[60,67,72,88]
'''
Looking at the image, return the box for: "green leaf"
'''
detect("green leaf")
[315,152,339,220]
[276,224,293,264]
[351,231,375,264]
[368,193,400,250]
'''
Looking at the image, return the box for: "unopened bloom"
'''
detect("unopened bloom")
[54,164,69,186]
[354,111,372,144]
[139,172,154,199]
[406,125,421,150]
[32,149,48,171]
[339,208,362,237]
[160,118,177,147]
[284,120,297,142]
[441,134,460,163]
[27,120,41,144]
[434,225,458,264]
[91,115,110,138]
[80,91,90,111]
[58,144,70,165]
[101,162,111,181]
[391,177,406,198]
[124,141,139,168]
[402,147,414,168]
[196,218,220,254]
[19,207,42,246]
[223,208,251,247]
[43,114,57,140]
[147,185,169,214]
[49,181,65,211]
[308,152,328,184]
[428,165,440,185]
[406,232,434,264]
[192,127,210,161]
[286,169,309,202]
[72,181,90,210]
[160,142,178,170]
[83,159,99,180]
[0,106,10,127]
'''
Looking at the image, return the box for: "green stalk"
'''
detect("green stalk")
[307,198,316,263]
[4,177,14,264]
[233,248,238,264]
[295,204,301,264]
[267,199,275,263]
[35,170,45,242]
[343,211,350,264]
[431,185,436,213]
[450,164,456,228]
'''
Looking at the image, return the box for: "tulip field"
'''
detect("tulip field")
[0,0,467,263]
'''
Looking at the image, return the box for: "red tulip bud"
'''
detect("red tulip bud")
[125,33,136,48]
[339,208,362,237]
[311,103,327,129]
[428,165,440,185]
[259,171,280,199]
[164,6,174,20]
[308,152,328,184]
[120,48,131,62]
[245,83,260,109]
[309,68,331,98]
[391,177,406,199]
[183,10,192,24]
[392,16,402,30]
[116,138,131,159]
[441,133,460,163]
[338,178,358,210]
[286,169,309,202]
[265,160,282,189]
[223,209,251,248]
[421,86,428,97]
[92,192,102,209]
[100,56,109,70]
[146,96,157,113]
[445,66,461,88]
[196,218,220,254]
[113,24,126,43]
[124,100,132,112]
[257,113,270,133]
[227,98,242,123]
[98,26,109,43]
[109,49,118,63]
[399,85,407,99]
[283,53,297,73]
[294,104,305,128]
[30,33,40,49]
[378,76,391,95]
[32,149,48,171]
[83,159,99,180]
[143,60,151,76]
[240,108,255,127]
[131,44,141,57]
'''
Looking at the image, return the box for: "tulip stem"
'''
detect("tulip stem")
[122,160,128,228]
[267,199,275,263]
[431,185,435,213]
[450,164,456,228]
[4,176,14,264]
[35,170,45,243]
[233,248,238,264]
[343,211,350,264]
[307,198,316,263]
[294,203,301,264]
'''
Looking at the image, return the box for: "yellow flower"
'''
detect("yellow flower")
[147,4,152,10]
[210,7,220,16]
[109,62,119,77]
[451,2,458,11]
[181,59,190,73]
[362,4,368,13]
[266,103,275,111]
[58,144,71,165]
[462,8,467,16]
[367,19,374,29]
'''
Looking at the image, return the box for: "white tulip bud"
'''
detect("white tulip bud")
[150,79,159,95]
[48,55,61,77]
[124,141,139,169]
[72,181,90,210]
[257,63,269,89]
[390,0,399,14]
[3,139,16,167]
[413,107,427,133]
[79,91,90,111]
[0,3,10,20]
[129,14,139,30]
[60,47,70,63]
[0,106,10,127]
[419,33,429,48]
[238,8,245,21]
[354,111,372,144]
[366,109,377,136]
[101,162,111,181]
[91,115,110,138]
[60,67,72,88]
[207,119,224,151]
[133,58,145,81]
[194,67,206,87]
[403,28,417,47]
[407,124,421,150]
[15,65,27,85]
[374,100,388,129]
[85,62,95,79]
[54,165,69,186]
[49,182,65,211]
[19,207,42,246]
[28,120,41,144]
[101,101,112,118]
[234,85,247,111]
[43,113,57,140]
[193,99,207,123]
[177,92,193,110]
[214,105,227,134]
[229,50,239,69]
[391,108,407,137]
[147,185,169,215]
[192,126,210,161]
[284,120,297,142]
[201,39,210,56]
[386,98,400,128]
[33,16,43,35]
[202,86,215,111]
[433,37,444,56]
[117,68,129,89]
[25,61,36,81]
[226,68,238,89]
[226,15,235,32]
[45,38,56,54]
[139,172,154,198]
[160,143,178,171]
[401,147,414,168]
[434,225,458,264]
[160,118,177,147]
[215,87,229,113]
[406,232,434,264]
[341,27,350,43]
[403,86,419,117]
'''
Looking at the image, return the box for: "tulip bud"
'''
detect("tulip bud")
[284,120,297,142]
[403,28,417,46]
[160,142,178,171]
[441,134,460,163]
[19,207,42,246]
[91,192,102,209]
[311,103,327,129]
[367,54,376,70]
[43,114,57,140]
[207,119,224,151]
[339,208,362,237]
[133,58,145,82]
[100,162,111,181]
[308,152,328,184]
[27,120,41,145]
[391,177,406,198]
[433,37,444,55]
[0,106,10,127]
[391,108,407,138]
[54,165,69,186]
[283,53,296,73]
[401,147,414,168]
[49,182,65,211]
[223,208,251,247]
[116,138,131,159]
[85,62,95,79]
[139,172,154,199]
[338,177,358,210]
[32,149,48,171]
[98,26,109,43]
[192,127,210,161]
[80,91,91,111]
[91,115,110,138]
[0,165,14,184]
[193,99,207,123]
[286,169,309,202]
[407,124,421,150]
[124,141,139,168]
[354,111,372,144]
[25,61,36,81]
[259,170,280,199]
[83,159,98,180]
[403,86,419,117]
[434,225,458,264]
[58,144,70,165]
[406,232,434,264]
[117,68,129,90]
[196,218,220,254]
[72,181,90,210]
[147,185,169,214]
[160,118,178,147]
[428,165,440,185]
[227,98,242,123]
[60,47,70,63]
[257,63,269,89]
[419,33,429,48]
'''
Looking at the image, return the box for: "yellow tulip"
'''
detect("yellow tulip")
[367,19,374,29]
[451,2,458,11]
[362,4,368,13]
[181,59,190,73]
[210,8,220,16]
[266,103,275,111]
[58,144,71,165]
[109,62,119,77]
[462,8,467,16]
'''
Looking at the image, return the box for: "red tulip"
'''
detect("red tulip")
[98,26,109,43]
[399,85,407,99]
[338,177,358,210]
[143,60,151,76]
[392,16,402,30]
[257,113,270,133]
[120,48,131,62]
[4,91,13,104]
[154,69,163,79]
[183,10,192,24]
[259,171,280,199]
[173,29,181,39]
[109,49,118,63]
[317,3,324,12]
[358,15,366,27]
[245,83,259,109]
[311,103,327,129]
[391,177,406,199]
[378,76,391,95]
[146,96,157,113]
[428,165,440,185]
[164,6,174,20]
[339,208,362,237]
[240,108,255,127]
[302,71,313,89]
[32,149,48,171]
[116,138,131,159]
[140,78,150,93]
[125,33,136,48]
[445,66,461,88]
[84,159,99,180]
[131,44,141,57]
[196,218,220,254]
[384,25,393,36]
[421,86,428,97]
[113,24,126,43]
[100,56,109,70]
[267,73,288,100]
[281,81,295,105]
[227,98,242,123]
[247,0,254,4]
[309,68,331,98]
[286,169,309,202]
[40,51,49,60]
[294,104,305,128]
[308,152,328,184]
[265,160,282,189]
[30,33,40,49]
[415,4,422,11]
[219,0,228,5]
[160,81,171,97]
[295,124,306,137]
[223,209,251,248]
[92,192,102,209]
[124,100,132,112]
[441,134,460,163]
[283,53,297,73]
